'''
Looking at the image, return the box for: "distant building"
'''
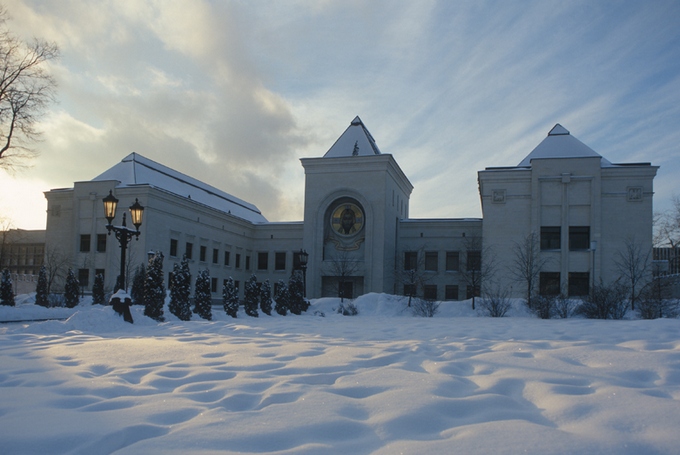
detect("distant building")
[0,229,45,295]
[43,118,657,301]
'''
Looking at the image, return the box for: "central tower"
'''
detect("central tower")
[301,117,413,298]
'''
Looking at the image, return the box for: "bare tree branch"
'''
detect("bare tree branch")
[509,232,551,309]
[614,237,651,311]
[0,7,59,170]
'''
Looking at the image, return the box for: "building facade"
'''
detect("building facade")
[478,124,658,297]
[43,118,657,301]
[0,229,45,295]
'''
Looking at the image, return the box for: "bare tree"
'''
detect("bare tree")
[43,245,69,294]
[461,235,496,310]
[478,284,512,318]
[0,8,59,169]
[509,232,550,309]
[394,247,431,307]
[614,237,651,311]
[325,249,361,302]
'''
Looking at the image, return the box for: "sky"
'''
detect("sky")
[1,0,679,230]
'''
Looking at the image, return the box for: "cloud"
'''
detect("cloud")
[2,0,680,229]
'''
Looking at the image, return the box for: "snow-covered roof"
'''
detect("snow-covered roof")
[323,116,382,157]
[92,153,267,223]
[517,124,613,167]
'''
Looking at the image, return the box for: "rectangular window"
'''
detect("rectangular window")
[258,252,268,270]
[423,285,437,301]
[541,227,561,250]
[569,226,590,251]
[568,272,590,296]
[235,254,241,268]
[539,272,561,296]
[170,239,178,257]
[340,281,353,300]
[245,256,251,270]
[425,252,438,272]
[212,248,219,264]
[200,246,207,262]
[445,285,459,300]
[466,251,481,271]
[404,251,418,271]
[466,285,480,299]
[78,268,89,287]
[211,277,218,293]
[80,234,91,252]
[96,234,107,253]
[275,252,286,271]
[445,251,459,271]
[224,251,231,266]
[185,242,193,260]
[235,281,240,292]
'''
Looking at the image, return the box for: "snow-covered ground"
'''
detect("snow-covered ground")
[1,294,679,454]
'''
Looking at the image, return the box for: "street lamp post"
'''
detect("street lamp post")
[298,249,309,298]
[103,190,144,292]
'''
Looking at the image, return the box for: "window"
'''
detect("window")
[234,281,240,292]
[568,272,590,296]
[80,234,91,252]
[539,272,561,296]
[212,248,219,264]
[96,234,107,253]
[445,285,459,300]
[185,242,193,260]
[404,284,416,297]
[235,254,241,268]
[541,227,561,250]
[224,251,231,266]
[569,226,590,251]
[339,282,353,300]
[445,251,459,271]
[245,256,251,270]
[78,268,89,287]
[275,252,286,271]
[425,252,438,272]
[466,285,480,299]
[170,239,178,257]
[258,252,268,270]
[200,246,207,262]
[466,251,481,271]
[211,277,218,293]
[404,251,418,271]
[423,285,437,301]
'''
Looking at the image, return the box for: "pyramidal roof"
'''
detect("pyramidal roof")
[517,124,612,167]
[323,116,382,158]
[92,153,267,223]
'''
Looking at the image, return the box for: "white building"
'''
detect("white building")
[44,118,657,301]
[478,124,658,296]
